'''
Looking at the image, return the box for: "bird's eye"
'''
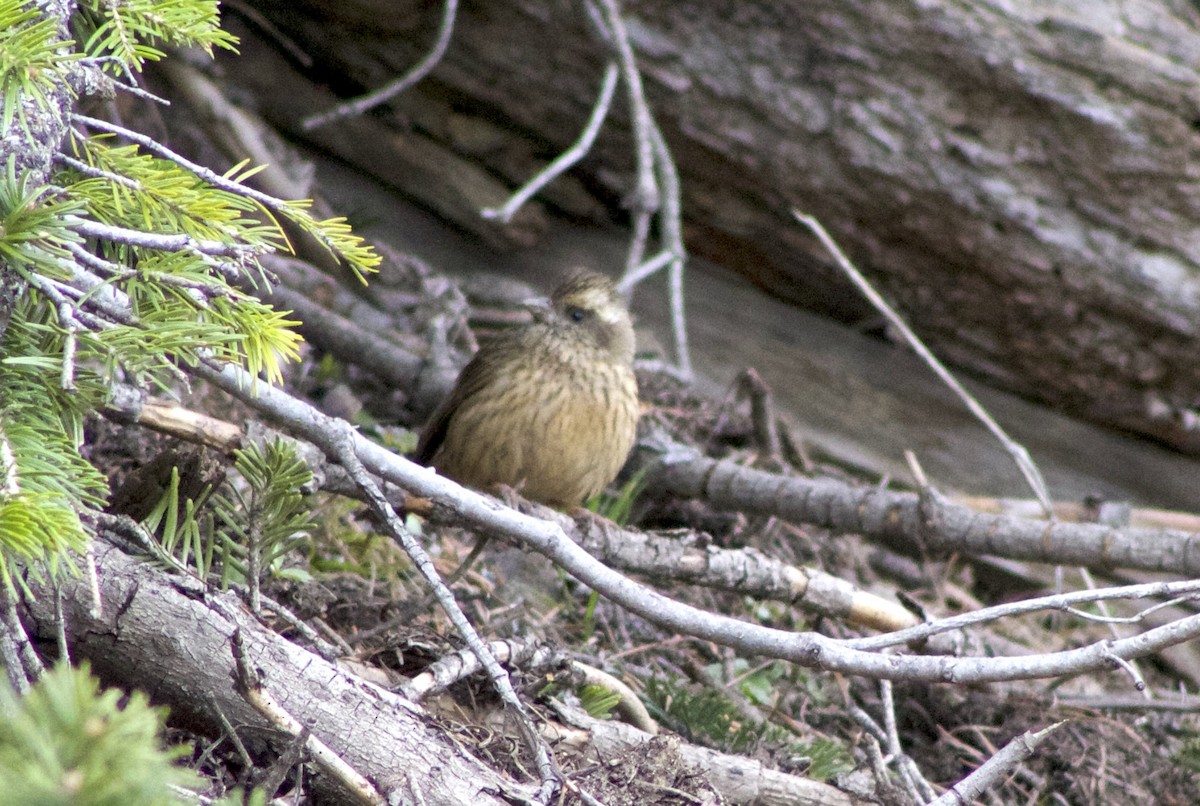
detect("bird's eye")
[566,305,587,322]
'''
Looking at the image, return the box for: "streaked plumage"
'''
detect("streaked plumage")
[414,270,639,509]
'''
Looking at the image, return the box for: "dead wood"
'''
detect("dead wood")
[18,539,535,806]
[643,434,1200,577]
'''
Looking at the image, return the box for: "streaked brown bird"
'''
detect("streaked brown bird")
[413,270,639,509]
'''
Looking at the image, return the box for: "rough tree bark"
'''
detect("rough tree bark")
[19,540,533,805]
[237,0,1200,451]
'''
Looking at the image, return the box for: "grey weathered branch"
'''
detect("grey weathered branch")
[643,434,1200,577]
[187,357,1200,683]
[101,386,919,633]
[929,722,1063,806]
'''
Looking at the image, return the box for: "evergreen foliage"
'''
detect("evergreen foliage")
[77,0,237,71]
[0,3,378,796]
[0,0,379,589]
[0,662,199,806]
[0,0,78,129]
[214,439,316,583]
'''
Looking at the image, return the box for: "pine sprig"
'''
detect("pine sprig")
[280,202,382,283]
[0,0,374,614]
[65,137,286,248]
[79,0,237,73]
[0,492,86,584]
[0,0,80,131]
[0,307,108,584]
[0,164,86,278]
[122,270,302,386]
[0,662,200,806]
[215,439,316,576]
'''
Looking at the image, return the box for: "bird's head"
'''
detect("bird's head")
[540,270,636,365]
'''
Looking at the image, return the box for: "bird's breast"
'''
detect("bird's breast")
[435,355,638,508]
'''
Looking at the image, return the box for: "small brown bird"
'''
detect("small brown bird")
[414,270,639,509]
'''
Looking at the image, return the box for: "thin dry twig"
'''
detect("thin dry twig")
[269,404,562,802]
[302,0,458,130]
[848,579,1200,651]
[880,679,937,803]
[930,722,1064,806]
[207,692,255,771]
[482,62,620,224]
[188,358,1200,684]
[648,121,692,377]
[588,0,657,214]
[583,0,692,375]
[401,639,562,701]
[230,629,386,805]
[51,582,70,666]
[794,211,1052,515]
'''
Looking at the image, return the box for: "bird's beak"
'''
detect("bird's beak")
[523,295,552,323]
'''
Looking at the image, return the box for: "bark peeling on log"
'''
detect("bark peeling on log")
[19,541,531,805]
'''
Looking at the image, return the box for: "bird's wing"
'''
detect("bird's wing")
[412,336,513,465]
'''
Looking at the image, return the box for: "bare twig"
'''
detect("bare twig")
[234,585,342,662]
[619,248,672,289]
[794,211,1052,516]
[24,272,79,390]
[623,208,654,279]
[1078,565,1146,692]
[482,62,620,224]
[207,692,255,771]
[401,639,560,701]
[1057,692,1200,711]
[1102,647,1147,693]
[848,579,1200,651]
[259,405,561,802]
[230,629,386,805]
[930,722,1064,806]
[71,218,258,260]
[51,582,70,665]
[261,256,424,388]
[302,0,458,130]
[880,679,937,803]
[588,0,657,214]
[256,727,308,800]
[649,122,691,376]
[738,368,782,459]
[1063,597,1192,625]
[585,0,691,375]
